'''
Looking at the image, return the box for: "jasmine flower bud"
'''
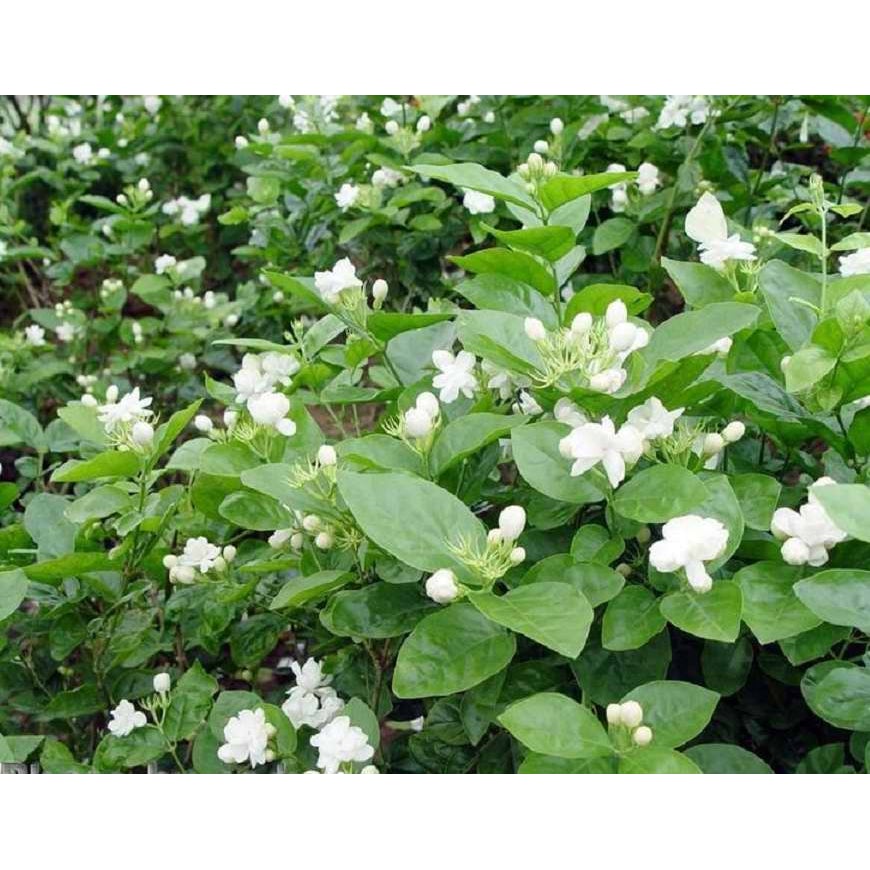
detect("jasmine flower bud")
[223,545,237,562]
[636,526,651,544]
[257,118,270,134]
[722,421,745,443]
[498,505,526,542]
[317,444,338,466]
[425,569,459,604]
[781,537,811,566]
[131,420,154,448]
[570,312,593,335]
[372,278,389,305]
[81,394,98,407]
[509,547,526,565]
[524,317,547,342]
[533,140,549,154]
[620,700,643,728]
[487,528,504,544]
[609,321,639,352]
[404,407,434,438]
[632,725,653,747]
[605,299,628,328]
[235,135,248,149]
[606,703,622,725]
[415,391,440,418]
[416,115,431,133]
[315,531,334,550]
[702,433,725,457]
[302,515,321,532]
[616,563,632,578]
[194,414,213,433]
[163,554,178,569]
[153,673,171,694]
[385,120,399,135]
[291,532,304,550]
[550,117,564,135]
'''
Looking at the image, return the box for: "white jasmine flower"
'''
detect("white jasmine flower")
[25,324,46,346]
[334,183,359,211]
[626,397,684,440]
[97,387,153,432]
[72,142,93,164]
[649,515,729,593]
[154,254,177,275]
[153,673,171,694]
[722,421,745,443]
[657,95,710,130]
[524,317,547,342]
[247,391,293,433]
[317,445,337,466]
[607,163,629,212]
[432,349,478,404]
[558,416,643,487]
[178,536,221,573]
[371,167,402,188]
[56,322,76,342]
[636,162,660,196]
[278,95,295,109]
[633,725,653,746]
[498,506,526,542]
[550,117,564,135]
[355,112,373,133]
[131,420,154,448]
[380,97,402,118]
[217,708,271,768]
[283,687,344,730]
[839,248,870,277]
[702,433,726,457]
[685,192,756,271]
[771,480,846,568]
[462,189,496,215]
[372,279,389,305]
[588,368,627,394]
[404,406,434,438]
[416,115,431,133]
[426,568,459,604]
[385,120,400,136]
[314,257,362,304]
[554,398,587,428]
[310,715,375,774]
[143,95,162,115]
[107,700,147,737]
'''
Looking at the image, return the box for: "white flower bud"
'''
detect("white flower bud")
[703,433,726,456]
[257,118,270,134]
[131,420,154,448]
[527,152,544,171]
[222,545,237,562]
[106,384,119,402]
[632,725,653,747]
[404,407,434,438]
[235,135,248,149]
[416,115,431,133]
[589,368,626,394]
[487,528,504,545]
[616,563,632,578]
[415,392,440,419]
[162,554,178,569]
[550,117,564,135]
[722,421,746,443]
[276,418,297,437]
[317,445,338,467]
[315,531,334,550]
[385,120,399,135]
[153,673,171,694]
[498,505,526,542]
[620,700,643,728]
[290,532,304,550]
[606,703,623,725]
[137,177,150,193]
[570,312,593,335]
[524,317,547,342]
[302,515,321,532]
[212,556,227,572]
[636,526,651,544]
[194,414,213,433]
[224,410,238,429]
[171,565,196,584]
[360,764,380,774]
[509,547,526,565]
[265,749,276,763]
[372,279,389,303]
[609,321,639,352]
[605,299,628,328]
[781,537,810,566]
[533,139,549,154]
[425,569,459,604]
[81,394,98,407]
[116,193,128,206]
[273,291,284,303]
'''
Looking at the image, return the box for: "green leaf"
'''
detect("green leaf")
[661,258,735,308]
[564,283,651,319]
[602,585,666,651]
[450,248,556,296]
[483,224,575,262]
[0,735,44,764]
[520,555,624,607]
[617,747,701,774]
[685,743,772,774]
[430,412,526,477]
[812,484,870,542]
[659,582,743,642]
[731,473,781,531]
[51,450,140,483]
[337,470,486,583]
[736,562,820,644]
[512,421,604,505]
[0,399,46,451]
[65,484,132,524]
[468,582,593,658]
[392,603,516,698]
[592,217,635,255]
[23,551,121,585]
[338,435,424,475]
[794,569,870,633]
[454,274,557,328]
[774,232,824,258]
[539,171,637,211]
[621,680,719,749]
[367,312,453,342]
[758,260,820,352]
[219,490,293,531]
[498,692,612,759]
[343,697,380,751]
[23,493,77,558]
[613,465,707,523]
[93,726,166,772]
[0,568,29,620]
[270,570,352,610]
[456,309,544,375]
[784,345,837,393]
[802,663,870,731]
[409,162,536,209]
[152,399,202,459]
[322,583,435,639]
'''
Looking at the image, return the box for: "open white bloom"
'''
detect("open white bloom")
[283,686,344,730]
[685,192,756,271]
[97,387,153,432]
[380,97,402,117]
[310,715,375,774]
[143,95,162,115]
[25,324,46,346]
[314,257,362,304]
[771,478,846,567]
[657,95,710,129]
[627,397,684,440]
[179,536,221,573]
[839,248,870,277]
[334,183,359,211]
[636,162,660,196]
[559,416,643,488]
[247,391,290,428]
[498,506,526,542]
[462,189,495,215]
[217,708,270,768]
[554,398,587,428]
[107,700,147,737]
[162,194,211,226]
[649,515,729,593]
[355,112,373,133]
[426,568,459,604]
[154,254,177,275]
[432,349,478,404]
[72,142,93,164]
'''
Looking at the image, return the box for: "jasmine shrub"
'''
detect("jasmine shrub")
[1,95,870,774]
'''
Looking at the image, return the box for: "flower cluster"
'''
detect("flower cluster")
[163,537,236,584]
[771,477,847,567]
[685,192,756,271]
[656,95,711,129]
[649,515,729,593]
[606,700,653,747]
[401,392,441,440]
[162,193,211,226]
[231,352,299,436]
[94,385,155,450]
[607,161,660,211]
